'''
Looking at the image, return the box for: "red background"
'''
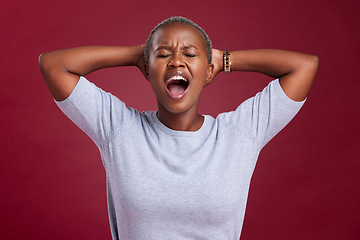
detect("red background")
[1,0,359,239]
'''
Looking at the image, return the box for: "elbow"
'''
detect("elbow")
[38,52,58,85]
[310,54,320,70]
[307,54,320,73]
[38,52,50,71]
[38,53,44,65]
[301,54,320,81]
[38,52,61,75]
[310,55,320,82]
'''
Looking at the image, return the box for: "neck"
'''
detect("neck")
[157,106,204,132]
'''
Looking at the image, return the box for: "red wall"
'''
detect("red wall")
[1,0,359,239]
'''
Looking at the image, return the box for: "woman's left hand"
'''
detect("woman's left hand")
[210,49,223,81]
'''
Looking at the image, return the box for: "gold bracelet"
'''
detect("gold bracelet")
[223,50,231,73]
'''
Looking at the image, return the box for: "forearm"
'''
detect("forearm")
[230,49,318,77]
[225,49,319,101]
[39,45,142,76]
[39,45,144,101]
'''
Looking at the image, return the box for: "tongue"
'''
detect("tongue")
[168,84,186,95]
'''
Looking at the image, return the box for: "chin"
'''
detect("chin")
[158,100,198,116]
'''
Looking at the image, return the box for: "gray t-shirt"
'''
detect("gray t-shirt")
[56,76,305,240]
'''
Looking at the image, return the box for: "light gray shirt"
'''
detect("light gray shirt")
[56,76,305,240]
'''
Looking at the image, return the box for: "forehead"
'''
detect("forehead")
[152,22,206,50]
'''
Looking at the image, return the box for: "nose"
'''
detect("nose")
[168,52,185,68]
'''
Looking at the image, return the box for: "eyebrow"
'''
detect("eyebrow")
[155,46,172,51]
[184,45,198,50]
[155,45,198,51]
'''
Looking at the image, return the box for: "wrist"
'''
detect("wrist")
[219,50,224,72]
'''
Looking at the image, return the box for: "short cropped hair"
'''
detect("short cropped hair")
[144,16,212,65]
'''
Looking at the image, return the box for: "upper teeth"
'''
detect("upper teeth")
[168,76,187,82]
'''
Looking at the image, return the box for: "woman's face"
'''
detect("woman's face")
[146,22,213,115]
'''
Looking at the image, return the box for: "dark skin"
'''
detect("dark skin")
[39,22,319,132]
[145,23,215,131]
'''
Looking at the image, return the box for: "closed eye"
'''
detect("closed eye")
[156,54,171,58]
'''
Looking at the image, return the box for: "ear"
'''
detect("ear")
[144,64,150,81]
[204,63,214,86]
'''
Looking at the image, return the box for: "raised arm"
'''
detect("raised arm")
[212,49,319,101]
[39,45,144,101]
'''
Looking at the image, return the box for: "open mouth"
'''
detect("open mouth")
[165,75,189,99]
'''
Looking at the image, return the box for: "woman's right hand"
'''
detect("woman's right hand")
[136,44,146,77]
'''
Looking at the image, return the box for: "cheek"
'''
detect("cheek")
[190,64,210,83]
[148,69,164,93]
[148,57,166,74]
[147,64,162,80]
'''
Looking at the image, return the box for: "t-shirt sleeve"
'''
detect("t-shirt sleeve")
[55,76,137,147]
[224,79,305,149]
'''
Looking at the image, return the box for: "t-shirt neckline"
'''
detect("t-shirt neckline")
[151,111,210,137]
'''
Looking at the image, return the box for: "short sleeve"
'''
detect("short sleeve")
[55,76,137,147]
[223,79,305,149]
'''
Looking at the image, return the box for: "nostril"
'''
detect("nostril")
[168,59,185,68]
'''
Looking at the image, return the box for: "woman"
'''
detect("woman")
[39,16,319,240]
